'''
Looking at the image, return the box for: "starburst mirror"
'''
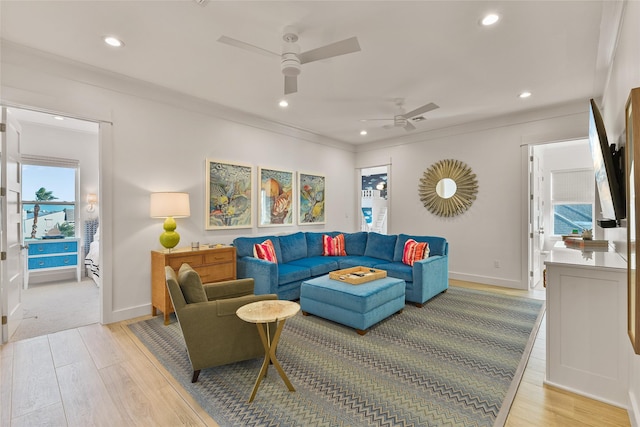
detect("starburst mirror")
[419,159,478,217]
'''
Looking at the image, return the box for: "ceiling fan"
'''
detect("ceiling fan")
[218,26,361,95]
[363,99,439,132]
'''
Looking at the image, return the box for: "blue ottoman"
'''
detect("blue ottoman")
[300,275,406,335]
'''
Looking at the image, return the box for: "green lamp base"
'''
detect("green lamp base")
[159,216,180,250]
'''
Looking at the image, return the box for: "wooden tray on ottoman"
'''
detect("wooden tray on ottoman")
[329,266,387,285]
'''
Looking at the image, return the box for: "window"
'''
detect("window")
[22,156,79,239]
[551,169,594,235]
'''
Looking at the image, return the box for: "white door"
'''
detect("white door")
[529,148,545,289]
[1,108,24,343]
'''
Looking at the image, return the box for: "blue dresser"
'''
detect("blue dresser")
[25,238,81,287]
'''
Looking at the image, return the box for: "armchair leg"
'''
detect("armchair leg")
[192,370,201,383]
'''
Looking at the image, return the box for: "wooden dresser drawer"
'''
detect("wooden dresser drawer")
[203,249,234,264]
[167,254,205,270]
[197,264,235,283]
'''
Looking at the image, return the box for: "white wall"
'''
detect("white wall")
[599,0,640,423]
[1,42,356,322]
[356,106,588,289]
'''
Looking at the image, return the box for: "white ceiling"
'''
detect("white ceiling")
[0,1,620,145]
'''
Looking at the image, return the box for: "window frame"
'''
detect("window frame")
[550,168,595,236]
[22,155,80,239]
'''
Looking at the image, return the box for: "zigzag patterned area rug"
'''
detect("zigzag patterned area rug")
[129,286,544,427]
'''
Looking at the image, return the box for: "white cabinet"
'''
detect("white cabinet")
[25,238,81,287]
[545,243,630,407]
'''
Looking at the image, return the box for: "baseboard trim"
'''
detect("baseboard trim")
[543,379,628,410]
[449,272,524,289]
[628,389,639,427]
[108,304,153,324]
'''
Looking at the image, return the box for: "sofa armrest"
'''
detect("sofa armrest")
[411,254,449,303]
[203,278,255,301]
[237,257,279,295]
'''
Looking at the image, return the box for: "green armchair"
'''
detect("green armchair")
[165,265,278,383]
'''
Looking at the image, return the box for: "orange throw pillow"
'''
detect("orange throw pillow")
[322,234,347,256]
[402,239,429,266]
[253,239,278,263]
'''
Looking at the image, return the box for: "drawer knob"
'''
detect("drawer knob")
[63,245,69,250]
[38,261,45,266]
[38,247,44,252]
[64,259,70,264]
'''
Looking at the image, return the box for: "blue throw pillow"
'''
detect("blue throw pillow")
[363,233,397,262]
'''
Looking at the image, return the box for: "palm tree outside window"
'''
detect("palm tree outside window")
[22,160,78,239]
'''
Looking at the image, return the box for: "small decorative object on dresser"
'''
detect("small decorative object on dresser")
[151,245,237,325]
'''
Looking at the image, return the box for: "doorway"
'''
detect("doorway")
[2,107,100,342]
[360,165,389,234]
[527,139,593,289]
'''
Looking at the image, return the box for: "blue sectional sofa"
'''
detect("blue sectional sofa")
[233,231,448,306]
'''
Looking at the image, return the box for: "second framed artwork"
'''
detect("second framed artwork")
[258,167,294,227]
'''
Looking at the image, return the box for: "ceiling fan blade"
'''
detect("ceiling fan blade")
[361,118,394,122]
[284,75,298,95]
[403,121,416,131]
[217,35,279,59]
[403,102,439,119]
[298,37,361,64]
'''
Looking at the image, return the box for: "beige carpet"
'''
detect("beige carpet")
[10,278,100,342]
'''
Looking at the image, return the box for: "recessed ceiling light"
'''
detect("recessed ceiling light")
[279,99,289,108]
[103,36,124,47]
[519,91,532,99]
[360,130,368,136]
[481,13,500,26]
[53,116,64,121]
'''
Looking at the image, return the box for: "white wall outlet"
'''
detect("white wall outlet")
[494,260,501,268]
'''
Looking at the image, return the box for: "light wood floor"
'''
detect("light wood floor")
[0,281,631,426]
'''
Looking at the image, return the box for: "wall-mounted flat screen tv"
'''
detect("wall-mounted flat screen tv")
[588,98,625,225]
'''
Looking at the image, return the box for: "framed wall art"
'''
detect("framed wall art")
[627,87,640,354]
[298,172,325,225]
[205,159,253,230]
[258,167,294,227]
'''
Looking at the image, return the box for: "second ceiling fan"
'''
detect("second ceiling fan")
[218,26,361,95]
[363,99,440,132]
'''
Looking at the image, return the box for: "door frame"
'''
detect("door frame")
[0,103,112,340]
[358,164,390,234]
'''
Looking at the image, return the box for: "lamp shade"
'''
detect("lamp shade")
[86,193,98,204]
[150,192,191,218]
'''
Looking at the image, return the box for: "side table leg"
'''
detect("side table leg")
[268,319,295,392]
[248,323,272,402]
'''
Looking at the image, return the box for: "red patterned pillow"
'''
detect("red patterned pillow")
[322,234,347,256]
[402,239,430,266]
[253,239,278,263]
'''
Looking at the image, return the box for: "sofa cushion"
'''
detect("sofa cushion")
[177,263,207,304]
[393,234,448,261]
[363,232,397,262]
[402,239,429,266]
[289,257,339,276]
[278,263,311,285]
[338,256,385,269]
[279,232,307,263]
[253,239,278,263]
[375,261,413,283]
[323,233,346,256]
[343,232,368,256]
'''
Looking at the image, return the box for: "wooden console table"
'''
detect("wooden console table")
[151,245,236,324]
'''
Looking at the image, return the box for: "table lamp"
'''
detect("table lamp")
[150,192,190,250]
